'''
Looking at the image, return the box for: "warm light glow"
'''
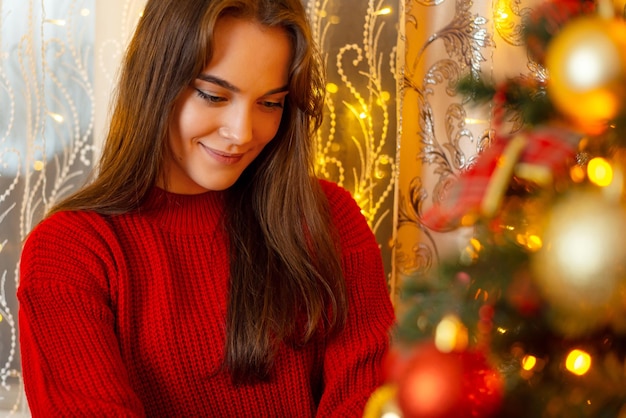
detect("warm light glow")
[435,315,468,353]
[465,118,489,124]
[566,349,592,376]
[44,19,66,26]
[80,8,91,16]
[567,49,603,89]
[48,112,64,123]
[33,161,44,171]
[474,289,489,302]
[551,210,618,291]
[494,1,514,27]
[459,213,478,227]
[587,157,613,187]
[570,165,586,183]
[375,7,392,16]
[564,37,620,91]
[377,91,391,106]
[516,232,543,252]
[326,83,339,94]
[359,112,368,119]
[522,355,537,371]
[462,237,483,263]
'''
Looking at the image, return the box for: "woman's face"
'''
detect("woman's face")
[163,16,292,194]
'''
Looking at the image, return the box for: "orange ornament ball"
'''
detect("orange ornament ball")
[545,16,626,133]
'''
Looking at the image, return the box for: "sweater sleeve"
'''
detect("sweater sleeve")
[315,180,396,417]
[18,211,145,417]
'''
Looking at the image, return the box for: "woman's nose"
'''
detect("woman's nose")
[219,107,253,145]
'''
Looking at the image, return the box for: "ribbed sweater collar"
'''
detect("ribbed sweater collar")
[138,187,226,233]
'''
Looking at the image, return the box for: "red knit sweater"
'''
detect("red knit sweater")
[18,180,395,417]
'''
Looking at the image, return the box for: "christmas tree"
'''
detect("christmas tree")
[366,1,626,417]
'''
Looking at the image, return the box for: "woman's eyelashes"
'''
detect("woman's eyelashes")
[194,88,225,104]
[193,87,285,111]
[260,100,284,110]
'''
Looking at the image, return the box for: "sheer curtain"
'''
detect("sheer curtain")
[1,0,98,414]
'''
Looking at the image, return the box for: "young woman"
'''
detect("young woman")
[17,0,395,416]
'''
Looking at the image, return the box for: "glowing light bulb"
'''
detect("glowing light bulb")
[435,315,467,353]
[522,355,537,371]
[516,232,543,252]
[33,161,44,171]
[587,157,613,187]
[566,349,592,376]
[326,83,339,94]
[375,7,392,16]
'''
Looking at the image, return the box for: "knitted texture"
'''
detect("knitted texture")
[18,180,395,417]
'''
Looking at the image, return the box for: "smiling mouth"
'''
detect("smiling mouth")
[199,143,244,165]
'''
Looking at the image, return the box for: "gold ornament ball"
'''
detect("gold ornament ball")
[545,16,626,132]
[531,190,626,335]
[362,384,401,418]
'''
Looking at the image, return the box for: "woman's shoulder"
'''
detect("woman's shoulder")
[23,210,119,263]
[318,179,358,211]
[28,209,112,242]
[20,210,122,293]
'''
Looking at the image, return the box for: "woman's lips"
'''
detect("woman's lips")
[200,143,244,165]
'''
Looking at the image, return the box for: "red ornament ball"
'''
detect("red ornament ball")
[458,350,504,418]
[396,342,503,418]
[381,345,415,383]
[396,342,463,418]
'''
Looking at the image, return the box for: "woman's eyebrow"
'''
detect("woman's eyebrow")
[196,73,289,96]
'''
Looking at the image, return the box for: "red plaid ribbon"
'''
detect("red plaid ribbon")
[422,126,581,231]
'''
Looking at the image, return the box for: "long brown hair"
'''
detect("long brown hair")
[47,0,347,383]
